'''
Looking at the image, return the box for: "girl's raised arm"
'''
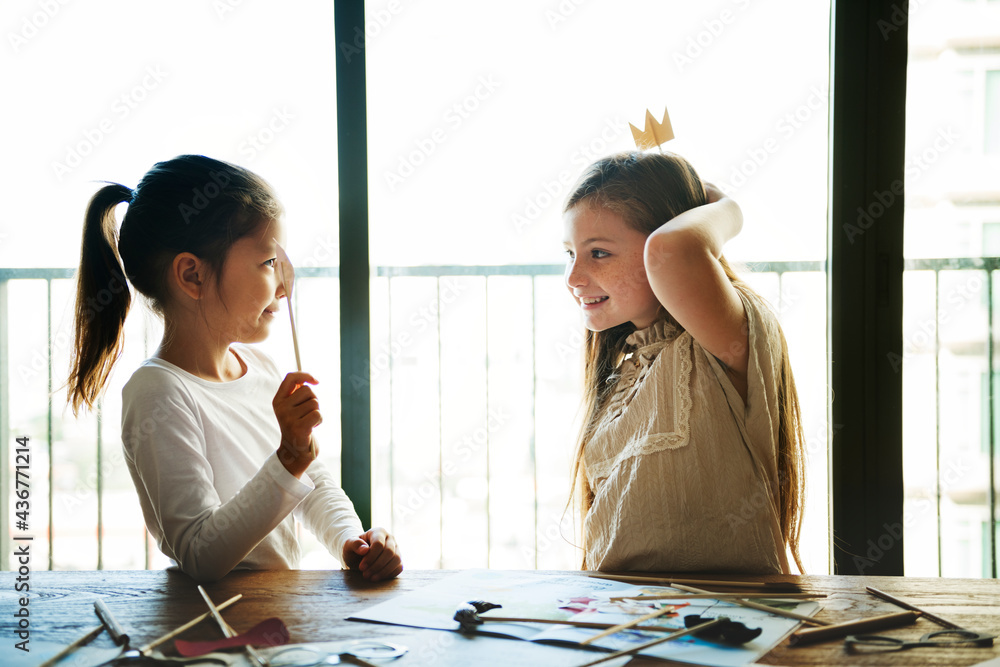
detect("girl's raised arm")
[643,185,748,391]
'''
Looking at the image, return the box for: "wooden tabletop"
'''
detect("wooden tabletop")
[2,569,999,666]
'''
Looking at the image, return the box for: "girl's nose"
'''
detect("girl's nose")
[565,258,587,290]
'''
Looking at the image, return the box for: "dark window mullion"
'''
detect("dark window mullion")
[830,0,908,575]
[336,0,372,528]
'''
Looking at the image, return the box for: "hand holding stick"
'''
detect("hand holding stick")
[274,241,315,458]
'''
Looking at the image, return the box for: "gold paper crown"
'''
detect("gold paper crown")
[629,107,674,151]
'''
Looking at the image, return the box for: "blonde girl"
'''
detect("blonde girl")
[564,151,805,574]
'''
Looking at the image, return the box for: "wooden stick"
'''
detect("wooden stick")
[670,583,829,627]
[476,615,681,632]
[585,572,801,591]
[577,618,726,667]
[865,586,961,629]
[274,240,314,458]
[139,593,242,653]
[611,592,822,602]
[580,606,676,645]
[36,624,104,667]
[198,586,266,667]
[788,610,920,646]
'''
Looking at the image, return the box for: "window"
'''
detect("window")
[0,0,341,570]
[365,0,831,572]
[903,0,1000,577]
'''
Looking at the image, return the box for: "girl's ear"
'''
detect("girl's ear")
[171,252,206,300]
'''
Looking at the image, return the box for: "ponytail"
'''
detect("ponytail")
[66,155,284,415]
[68,183,133,415]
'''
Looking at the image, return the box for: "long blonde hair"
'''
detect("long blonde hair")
[565,151,805,572]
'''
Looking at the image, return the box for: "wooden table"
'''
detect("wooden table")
[2,569,999,666]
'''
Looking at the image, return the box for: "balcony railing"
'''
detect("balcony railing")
[1,259,995,576]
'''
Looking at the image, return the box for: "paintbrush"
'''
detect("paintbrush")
[274,240,316,458]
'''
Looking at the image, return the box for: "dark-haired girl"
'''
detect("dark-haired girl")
[68,155,402,583]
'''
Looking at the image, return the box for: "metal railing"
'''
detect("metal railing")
[2,259,994,575]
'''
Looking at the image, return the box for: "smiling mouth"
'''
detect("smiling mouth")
[580,296,609,306]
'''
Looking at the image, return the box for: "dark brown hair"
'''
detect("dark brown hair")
[67,155,283,414]
[565,151,805,572]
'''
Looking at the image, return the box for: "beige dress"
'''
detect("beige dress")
[583,291,790,574]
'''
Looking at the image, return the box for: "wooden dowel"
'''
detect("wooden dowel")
[585,572,801,591]
[610,593,823,602]
[788,611,920,646]
[37,624,104,667]
[577,618,726,667]
[670,583,829,627]
[580,606,676,645]
[139,593,242,653]
[198,586,266,667]
[865,587,961,629]
[478,615,680,632]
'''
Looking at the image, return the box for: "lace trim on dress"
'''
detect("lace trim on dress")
[587,320,694,482]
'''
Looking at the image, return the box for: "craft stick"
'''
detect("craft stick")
[611,593,822,602]
[36,624,104,667]
[788,610,920,647]
[577,618,726,667]
[94,597,129,646]
[477,615,684,633]
[670,583,829,627]
[198,586,266,667]
[580,605,676,645]
[274,241,315,458]
[139,593,242,653]
[585,572,801,591]
[865,586,961,629]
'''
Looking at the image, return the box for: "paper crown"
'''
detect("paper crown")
[629,107,674,151]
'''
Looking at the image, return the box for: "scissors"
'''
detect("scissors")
[267,640,408,666]
[845,628,996,653]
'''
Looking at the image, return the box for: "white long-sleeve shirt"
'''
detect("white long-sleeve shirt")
[121,344,363,582]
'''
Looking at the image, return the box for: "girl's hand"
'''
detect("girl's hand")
[273,372,321,477]
[703,181,726,205]
[342,527,403,582]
